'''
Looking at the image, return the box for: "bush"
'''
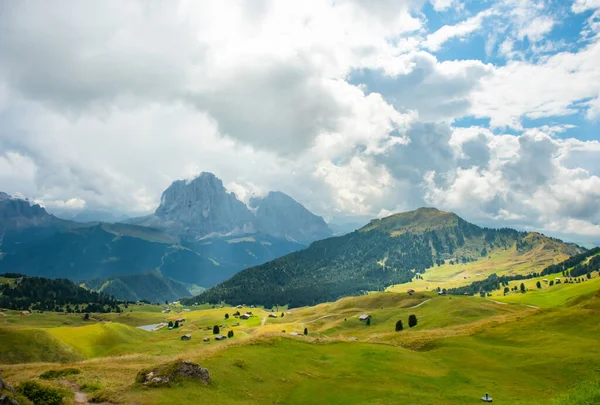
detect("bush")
[536,281,542,289]
[213,325,220,334]
[39,368,81,380]
[395,320,403,331]
[408,314,418,328]
[303,327,308,335]
[17,380,66,405]
[225,313,229,319]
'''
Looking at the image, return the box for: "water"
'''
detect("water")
[137,322,167,331]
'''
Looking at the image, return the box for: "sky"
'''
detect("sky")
[1,0,600,245]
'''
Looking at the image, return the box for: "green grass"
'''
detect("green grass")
[1,278,599,404]
[387,243,570,293]
[0,326,81,364]
[493,276,600,308]
[553,379,600,405]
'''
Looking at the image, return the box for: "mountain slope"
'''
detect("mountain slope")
[192,207,583,307]
[0,221,305,288]
[84,271,191,303]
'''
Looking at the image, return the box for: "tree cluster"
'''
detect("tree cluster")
[0,275,122,312]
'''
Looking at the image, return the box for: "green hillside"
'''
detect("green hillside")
[84,271,192,303]
[194,208,582,307]
[1,272,599,404]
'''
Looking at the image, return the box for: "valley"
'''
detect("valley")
[1,270,599,404]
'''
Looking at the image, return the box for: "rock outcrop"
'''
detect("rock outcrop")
[128,172,332,243]
[136,360,210,387]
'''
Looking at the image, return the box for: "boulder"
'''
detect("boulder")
[0,394,20,405]
[0,376,14,392]
[136,360,210,387]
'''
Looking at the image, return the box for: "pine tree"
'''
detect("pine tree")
[225,313,229,319]
[536,281,541,289]
[227,330,234,338]
[395,320,403,331]
[174,320,179,328]
[281,312,285,318]
[520,283,526,293]
[408,314,418,328]
[303,327,308,335]
[366,317,371,326]
[168,321,173,328]
[213,325,220,334]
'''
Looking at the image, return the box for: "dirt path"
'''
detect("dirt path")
[304,314,338,324]
[487,299,508,305]
[407,299,431,309]
[261,316,267,326]
[59,380,116,405]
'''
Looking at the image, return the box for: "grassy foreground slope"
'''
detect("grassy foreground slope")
[2,275,600,405]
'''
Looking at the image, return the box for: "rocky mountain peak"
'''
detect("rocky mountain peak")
[249,191,331,243]
[154,172,255,236]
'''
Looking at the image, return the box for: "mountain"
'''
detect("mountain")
[0,178,322,295]
[0,192,70,231]
[192,207,583,307]
[127,172,332,243]
[0,221,304,288]
[84,271,191,303]
[249,191,331,243]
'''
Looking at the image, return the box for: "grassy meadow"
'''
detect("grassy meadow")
[2,273,600,404]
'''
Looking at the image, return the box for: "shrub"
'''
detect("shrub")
[39,368,81,380]
[233,359,246,368]
[303,327,308,335]
[366,318,371,326]
[224,313,229,319]
[395,320,403,331]
[174,320,179,328]
[17,380,66,405]
[213,325,220,334]
[408,314,418,328]
[536,281,542,289]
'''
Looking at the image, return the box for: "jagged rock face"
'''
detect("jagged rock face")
[155,173,255,236]
[250,192,331,243]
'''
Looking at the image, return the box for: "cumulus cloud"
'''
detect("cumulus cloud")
[424,9,494,52]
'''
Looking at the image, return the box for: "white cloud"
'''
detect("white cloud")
[470,40,600,128]
[430,0,463,12]
[572,0,600,13]
[424,10,494,52]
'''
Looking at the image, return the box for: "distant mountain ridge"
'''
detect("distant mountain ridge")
[128,172,331,243]
[192,207,583,308]
[0,175,328,302]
